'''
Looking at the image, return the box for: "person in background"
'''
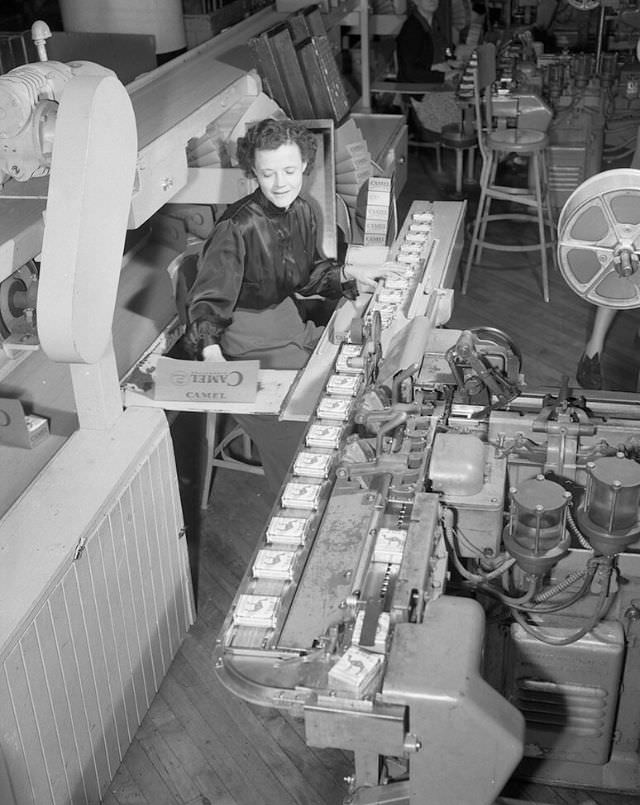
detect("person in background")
[186,117,399,494]
[396,0,458,85]
[450,0,472,46]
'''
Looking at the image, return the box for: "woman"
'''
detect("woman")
[186,117,397,494]
[396,0,457,85]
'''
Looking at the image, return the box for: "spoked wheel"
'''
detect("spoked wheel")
[557,168,640,308]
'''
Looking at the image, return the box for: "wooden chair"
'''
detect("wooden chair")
[200,413,264,509]
[461,43,556,303]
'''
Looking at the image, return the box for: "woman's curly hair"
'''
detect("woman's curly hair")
[236,118,317,177]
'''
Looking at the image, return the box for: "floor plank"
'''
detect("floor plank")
[149,696,238,805]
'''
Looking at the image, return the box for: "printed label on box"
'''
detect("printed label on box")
[153,357,258,403]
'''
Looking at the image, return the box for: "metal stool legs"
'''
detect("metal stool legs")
[462,146,556,303]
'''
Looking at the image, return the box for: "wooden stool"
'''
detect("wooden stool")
[200,412,263,509]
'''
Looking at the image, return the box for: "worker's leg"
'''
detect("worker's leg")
[577,305,617,389]
[584,306,617,357]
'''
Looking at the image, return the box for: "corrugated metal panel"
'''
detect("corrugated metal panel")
[0,416,194,804]
[507,621,625,765]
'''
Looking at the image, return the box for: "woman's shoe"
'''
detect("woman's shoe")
[576,352,603,389]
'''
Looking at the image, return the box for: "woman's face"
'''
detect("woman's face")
[415,0,439,16]
[253,142,307,209]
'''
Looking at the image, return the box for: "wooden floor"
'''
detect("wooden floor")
[102,149,640,805]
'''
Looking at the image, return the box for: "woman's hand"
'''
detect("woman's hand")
[201,343,226,362]
[432,62,461,83]
[343,263,405,292]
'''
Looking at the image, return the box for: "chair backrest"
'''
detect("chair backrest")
[476,42,497,93]
[472,42,497,161]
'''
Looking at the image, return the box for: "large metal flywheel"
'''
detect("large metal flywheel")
[557,169,640,308]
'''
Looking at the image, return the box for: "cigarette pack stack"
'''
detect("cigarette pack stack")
[457,49,478,101]
[364,206,437,329]
[366,265,416,328]
[363,176,393,247]
[397,242,423,265]
[328,645,384,697]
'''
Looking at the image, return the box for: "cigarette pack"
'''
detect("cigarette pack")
[405,231,428,243]
[328,645,384,697]
[24,415,50,448]
[335,344,364,374]
[316,395,352,421]
[325,373,361,396]
[293,451,333,479]
[383,276,410,291]
[412,210,434,223]
[233,594,280,628]
[252,548,297,580]
[281,481,323,510]
[368,303,396,327]
[396,252,421,265]
[376,288,404,305]
[306,423,343,449]
[399,242,422,254]
[266,515,309,546]
[373,528,407,564]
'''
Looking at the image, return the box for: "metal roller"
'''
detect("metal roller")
[557,168,640,308]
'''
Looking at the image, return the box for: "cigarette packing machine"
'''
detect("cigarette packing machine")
[2,16,640,805]
[216,195,640,804]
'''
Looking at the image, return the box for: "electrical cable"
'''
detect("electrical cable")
[514,566,595,613]
[510,571,613,646]
[566,505,592,549]
[441,507,516,581]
